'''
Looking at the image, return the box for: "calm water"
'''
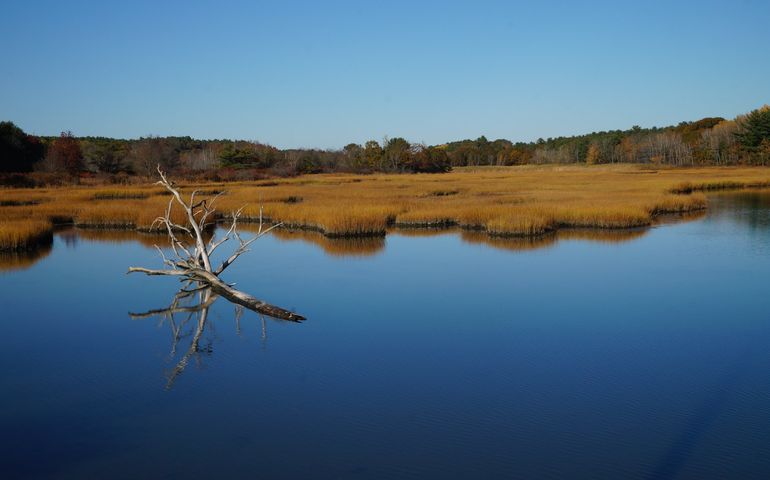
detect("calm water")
[2,193,770,479]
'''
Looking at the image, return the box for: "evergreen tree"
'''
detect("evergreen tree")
[736,105,770,151]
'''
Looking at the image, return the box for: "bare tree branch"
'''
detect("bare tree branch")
[128,167,305,322]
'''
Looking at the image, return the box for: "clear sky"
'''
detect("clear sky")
[1,0,768,149]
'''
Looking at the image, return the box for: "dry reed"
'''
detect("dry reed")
[2,164,769,249]
[0,220,54,251]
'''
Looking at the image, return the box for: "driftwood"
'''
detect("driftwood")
[127,166,305,322]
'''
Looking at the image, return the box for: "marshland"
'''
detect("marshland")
[3,164,770,253]
[4,0,770,478]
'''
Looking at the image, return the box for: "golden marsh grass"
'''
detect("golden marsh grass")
[2,164,769,250]
[0,220,54,251]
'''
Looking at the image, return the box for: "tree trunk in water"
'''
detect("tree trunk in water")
[196,270,305,322]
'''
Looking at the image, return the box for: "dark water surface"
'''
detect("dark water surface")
[2,192,770,479]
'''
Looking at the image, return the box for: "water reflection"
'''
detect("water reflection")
[461,228,651,252]
[397,226,649,252]
[267,227,386,257]
[58,227,210,249]
[461,230,559,251]
[128,286,294,390]
[708,190,770,231]
[63,228,169,248]
[0,243,52,272]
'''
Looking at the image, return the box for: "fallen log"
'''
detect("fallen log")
[127,167,305,322]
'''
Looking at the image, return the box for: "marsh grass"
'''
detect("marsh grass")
[669,180,770,194]
[92,190,150,200]
[487,208,556,236]
[426,189,460,197]
[2,164,769,249]
[0,220,54,251]
[0,200,41,206]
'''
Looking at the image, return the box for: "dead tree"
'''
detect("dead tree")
[127,166,305,322]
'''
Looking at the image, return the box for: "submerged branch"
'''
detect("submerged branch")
[127,266,186,276]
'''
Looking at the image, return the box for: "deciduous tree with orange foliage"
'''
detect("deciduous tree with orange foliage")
[47,131,83,176]
[585,143,600,164]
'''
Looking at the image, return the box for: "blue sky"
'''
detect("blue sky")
[1,0,768,148]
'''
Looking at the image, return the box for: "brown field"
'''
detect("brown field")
[1,164,770,251]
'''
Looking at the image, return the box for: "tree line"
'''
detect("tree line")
[2,105,769,183]
[443,106,769,168]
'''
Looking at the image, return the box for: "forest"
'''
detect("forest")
[2,105,769,186]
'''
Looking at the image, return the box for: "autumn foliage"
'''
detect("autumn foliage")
[1,105,770,184]
[46,131,83,175]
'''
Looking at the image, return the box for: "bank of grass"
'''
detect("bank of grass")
[669,180,770,194]
[0,220,54,251]
[1,164,769,250]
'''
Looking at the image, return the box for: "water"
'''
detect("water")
[1,192,770,479]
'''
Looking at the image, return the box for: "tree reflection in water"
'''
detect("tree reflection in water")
[129,285,302,390]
